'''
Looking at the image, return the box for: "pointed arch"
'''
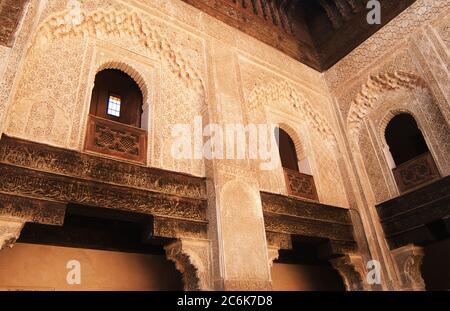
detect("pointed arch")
[277,122,306,161]
[96,60,150,106]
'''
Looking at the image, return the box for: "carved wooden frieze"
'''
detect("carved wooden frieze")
[261,191,357,252]
[376,175,450,249]
[153,216,207,240]
[261,191,351,223]
[264,213,354,241]
[0,164,206,221]
[0,193,66,225]
[0,135,206,200]
[0,136,207,239]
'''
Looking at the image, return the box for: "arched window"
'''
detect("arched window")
[276,128,318,201]
[89,69,143,127]
[278,128,300,171]
[385,114,428,166]
[85,69,147,164]
[385,113,440,193]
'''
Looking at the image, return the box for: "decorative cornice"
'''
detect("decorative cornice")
[0,135,206,201]
[0,136,208,240]
[261,191,357,249]
[0,192,66,225]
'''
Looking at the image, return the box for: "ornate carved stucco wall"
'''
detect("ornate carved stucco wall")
[0,0,447,290]
[0,0,347,290]
[325,0,450,290]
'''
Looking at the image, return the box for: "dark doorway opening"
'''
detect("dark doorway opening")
[385,113,429,166]
[272,236,345,291]
[90,69,143,128]
[16,204,183,291]
[277,128,299,171]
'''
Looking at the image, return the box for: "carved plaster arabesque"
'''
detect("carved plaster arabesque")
[330,253,369,291]
[391,244,426,291]
[347,71,428,137]
[0,216,26,250]
[247,80,337,147]
[35,8,204,96]
[165,239,212,291]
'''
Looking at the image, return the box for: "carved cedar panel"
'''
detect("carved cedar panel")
[85,115,147,165]
[392,152,441,193]
[283,168,318,201]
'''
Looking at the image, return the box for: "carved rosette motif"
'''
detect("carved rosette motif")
[0,217,26,250]
[165,239,212,291]
[391,244,426,291]
[330,254,368,291]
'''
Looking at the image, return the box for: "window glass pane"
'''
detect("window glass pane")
[107,95,121,117]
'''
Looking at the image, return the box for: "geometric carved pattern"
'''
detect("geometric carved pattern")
[283,168,319,201]
[0,216,25,250]
[36,9,204,95]
[392,152,441,193]
[85,115,147,164]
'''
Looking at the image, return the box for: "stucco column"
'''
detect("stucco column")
[203,39,272,290]
[0,216,26,250]
[391,244,426,291]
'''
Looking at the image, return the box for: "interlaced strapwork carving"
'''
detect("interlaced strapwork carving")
[85,115,147,164]
[392,152,440,193]
[283,168,318,201]
[95,124,140,156]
